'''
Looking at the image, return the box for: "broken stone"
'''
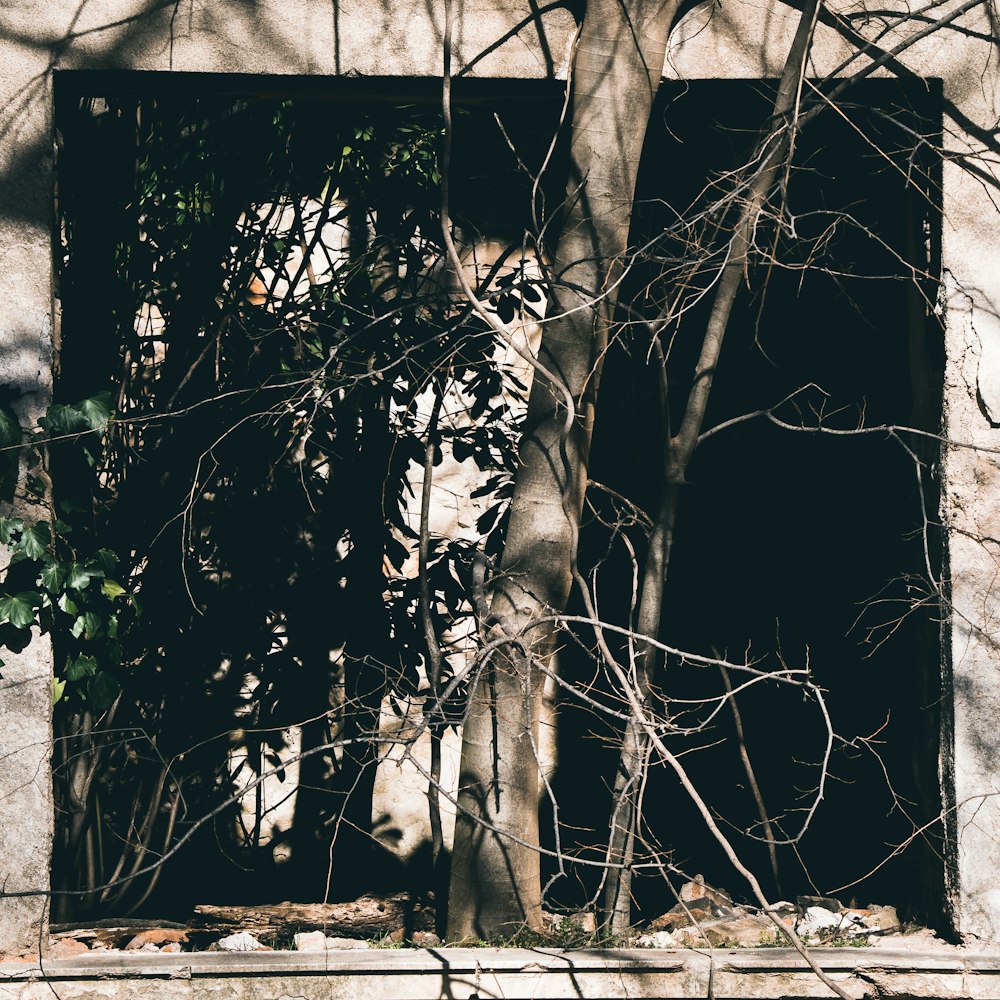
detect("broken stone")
[796,894,843,913]
[871,926,943,949]
[124,929,188,951]
[324,936,371,950]
[649,895,736,932]
[795,905,845,940]
[410,931,441,947]
[217,931,268,952]
[294,931,326,952]
[293,931,369,951]
[765,901,798,928]
[49,938,90,959]
[859,904,901,935]
[636,930,678,947]
[679,876,733,909]
[161,942,183,953]
[674,915,774,948]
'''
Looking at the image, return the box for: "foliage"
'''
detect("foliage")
[0,393,131,712]
[9,61,947,941]
[21,90,544,918]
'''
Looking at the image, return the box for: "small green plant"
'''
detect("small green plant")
[757,929,788,947]
[369,933,405,949]
[827,934,871,948]
[461,918,630,951]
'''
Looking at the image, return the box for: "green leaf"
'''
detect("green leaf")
[88,672,120,712]
[0,592,38,629]
[39,562,67,592]
[52,677,66,705]
[57,592,78,617]
[66,654,97,681]
[19,523,50,561]
[101,579,126,599]
[76,392,114,432]
[81,611,103,639]
[91,549,119,577]
[40,403,87,437]
[0,517,23,545]
[0,407,20,448]
[66,563,100,590]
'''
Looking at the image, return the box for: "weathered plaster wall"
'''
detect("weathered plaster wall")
[2,0,999,954]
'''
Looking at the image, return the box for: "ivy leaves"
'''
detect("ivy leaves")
[39,392,114,470]
[0,513,128,708]
[0,391,128,711]
[39,391,113,438]
[0,592,40,629]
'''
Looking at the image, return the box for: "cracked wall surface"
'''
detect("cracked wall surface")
[2,0,1000,954]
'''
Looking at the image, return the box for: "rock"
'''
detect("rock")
[50,938,91,959]
[161,942,183,953]
[410,931,441,947]
[217,931,269,952]
[796,894,843,913]
[324,937,371,950]
[765,902,798,928]
[649,895,736,932]
[679,876,733,909]
[860,905,901,935]
[293,931,327,952]
[636,930,678,947]
[674,916,774,948]
[293,931,369,951]
[124,929,188,951]
[796,905,845,940]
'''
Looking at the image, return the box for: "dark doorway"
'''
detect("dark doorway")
[555,78,947,927]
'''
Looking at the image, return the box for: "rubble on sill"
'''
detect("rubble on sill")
[635,876,923,950]
[12,878,943,961]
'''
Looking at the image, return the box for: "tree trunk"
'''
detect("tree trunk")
[446,0,678,941]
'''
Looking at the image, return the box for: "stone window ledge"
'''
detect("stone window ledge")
[1,945,998,998]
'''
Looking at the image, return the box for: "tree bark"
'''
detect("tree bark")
[446,0,678,941]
